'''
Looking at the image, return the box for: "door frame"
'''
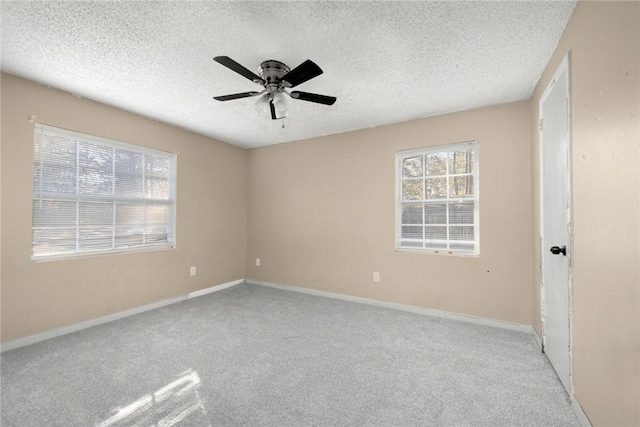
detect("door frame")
[539,51,574,395]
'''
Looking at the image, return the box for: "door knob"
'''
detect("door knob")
[550,245,567,256]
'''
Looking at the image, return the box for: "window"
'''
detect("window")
[396,141,479,255]
[32,124,176,260]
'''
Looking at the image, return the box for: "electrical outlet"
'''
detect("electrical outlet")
[190,266,197,276]
[256,258,261,267]
[373,272,380,282]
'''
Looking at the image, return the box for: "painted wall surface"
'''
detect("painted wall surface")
[530,2,639,425]
[1,73,247,342]
[247,102,533,325]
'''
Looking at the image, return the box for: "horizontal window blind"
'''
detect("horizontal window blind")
[396,141,479,255]
[32,124,176,260]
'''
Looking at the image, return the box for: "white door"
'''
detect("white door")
[540,53,572,393]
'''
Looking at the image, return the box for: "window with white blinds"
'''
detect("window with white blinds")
[396,141,479,255]
[32,124,176,260]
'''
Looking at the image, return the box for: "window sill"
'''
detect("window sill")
[31,244,175,262]
[395,247,479,257]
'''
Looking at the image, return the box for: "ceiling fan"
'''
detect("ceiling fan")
[213,56,337,120]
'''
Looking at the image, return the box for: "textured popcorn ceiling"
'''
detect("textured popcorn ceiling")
[1,1,577,148]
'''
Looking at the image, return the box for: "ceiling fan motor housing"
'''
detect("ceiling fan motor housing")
[258,60,290,84]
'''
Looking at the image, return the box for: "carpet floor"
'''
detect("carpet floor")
[1,283,579,426]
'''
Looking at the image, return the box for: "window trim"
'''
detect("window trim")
[395,141,479,256]
[31,123,177,261]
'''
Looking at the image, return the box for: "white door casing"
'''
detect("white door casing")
[540,53,572,394]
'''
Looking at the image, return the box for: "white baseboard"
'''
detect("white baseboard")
[247,280,532,333]
[571,396,592,427]
[531,327,543,350]
[188,279,244,298]
[1,279,244,352]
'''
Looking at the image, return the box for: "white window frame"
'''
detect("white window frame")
[395,141,479,255]
[31,124,177,261]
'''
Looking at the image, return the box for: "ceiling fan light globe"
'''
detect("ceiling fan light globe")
[272,92,289,114]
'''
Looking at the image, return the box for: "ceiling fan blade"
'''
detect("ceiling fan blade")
[213,91,260,101]
[214,56,265,84]
[290,91,337,106]
[282,60,323,88]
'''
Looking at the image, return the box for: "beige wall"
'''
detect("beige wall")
[1,73,247,342]
[247,101,533,325]
[530,1,639,425]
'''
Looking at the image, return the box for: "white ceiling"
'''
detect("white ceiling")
[1,1,577,149]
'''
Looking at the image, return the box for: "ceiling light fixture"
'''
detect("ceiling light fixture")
[213,56,337,120]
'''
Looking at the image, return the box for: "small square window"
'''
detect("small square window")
[396,142,479,255]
